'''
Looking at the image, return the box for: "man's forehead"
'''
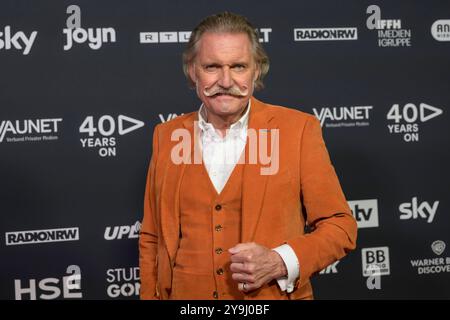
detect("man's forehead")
[195,32,253,60]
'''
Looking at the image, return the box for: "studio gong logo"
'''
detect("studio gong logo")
[386,102,443,142]
[78,114,145,157]
[106,267,140,298]
[366,5,412,47]
[63,5,117,51]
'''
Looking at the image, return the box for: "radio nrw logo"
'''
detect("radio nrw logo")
[104,221,141,240]
[79,114,144,157]
[386,102,443,143]
[294,27,357,41]
[63,5,116,51]
[410,240,450,275]
[348,199,379,229]
[5,227,79,246]
[0,118,62,144]
[366,5,412,47]
[313,105,372,128]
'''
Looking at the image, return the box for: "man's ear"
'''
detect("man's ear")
[253,66,260,83]
[188,63,197,84]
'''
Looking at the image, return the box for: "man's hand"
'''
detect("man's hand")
[229,242,287,292]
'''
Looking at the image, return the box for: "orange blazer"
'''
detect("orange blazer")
[139,97,357,300]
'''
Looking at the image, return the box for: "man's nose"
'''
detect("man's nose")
[218,66,233,88]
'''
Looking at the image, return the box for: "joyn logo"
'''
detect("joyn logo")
[362,246,390,277]
[348,199,379,229]
[313,106,372,128]
[0,26,37,55]
[386,102,443,142]
[366,5,411,47]
[104,221,141,240]
[0,118,62,143]
[140,28,272,44]
[5,227,79,246]
[294,27,357,41]
[399,197,439,223]
[106,267,140,298]
[63,5,116,51]
[15,265,82,300]
[79,114,144,157]
[431,20,450,42]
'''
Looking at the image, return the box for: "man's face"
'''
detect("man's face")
[189,32,259,119]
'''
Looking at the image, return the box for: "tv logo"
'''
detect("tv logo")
[399,197,439,223]
[104,221,141,240]
[362,247,390,277]
[0,26,37,55]
[15,265,82,300]
[348,199,379,228]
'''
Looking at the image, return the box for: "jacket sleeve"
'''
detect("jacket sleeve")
[139,125,160,299]
[287,116,357,289]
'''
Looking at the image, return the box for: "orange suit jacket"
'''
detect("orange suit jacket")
[139,97,357,299]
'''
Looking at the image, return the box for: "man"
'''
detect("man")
[139,12,357,300]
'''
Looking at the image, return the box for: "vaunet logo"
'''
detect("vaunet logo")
[410,240,450,275]
[386,102,443,142]
[0,118,62,143]
[0,25,37,55]
[79,114,144,157]
[63,5,116,51]
[313,105,372,128]
[5,227,79,246]
[366,5,412,47]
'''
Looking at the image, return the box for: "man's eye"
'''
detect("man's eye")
[232,65,246,71]
[205,65,219,72]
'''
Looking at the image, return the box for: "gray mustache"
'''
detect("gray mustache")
[203,86,248,97]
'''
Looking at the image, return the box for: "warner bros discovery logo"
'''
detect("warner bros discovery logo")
[79,115,144,157]
[410,240,450,275]
[63,5,116,51]
[15,265,82,300]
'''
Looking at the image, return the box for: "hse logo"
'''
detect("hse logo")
[319,261,339,275]
[366,5,411,47]
[399,197,439,223]
[104,221,141,240]
[106,267,140,298]
[431,20,450,41]
[348,199,379,229]
[5,227,79,246]
[15,265,82,300]
[410,241,450,275]
[386,103,443,142]
[0,26,37,55]
[159,113,184,123]
[0,118,62,143]
[140,28,272,44]
[362,246,390,277]
[313,106,372,128]
[63,5,116,51]
[79,115,144,157]
[294,27,357,41]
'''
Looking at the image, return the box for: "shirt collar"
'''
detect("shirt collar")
[198,100,251,135]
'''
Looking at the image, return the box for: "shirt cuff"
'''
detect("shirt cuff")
[272,244,300,293]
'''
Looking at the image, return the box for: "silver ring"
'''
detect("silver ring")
[242,283,247,291]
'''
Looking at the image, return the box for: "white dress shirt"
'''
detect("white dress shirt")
[197,101,300,293]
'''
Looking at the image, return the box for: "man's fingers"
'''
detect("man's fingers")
[231,272,256,284]
[229,242,255,254]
